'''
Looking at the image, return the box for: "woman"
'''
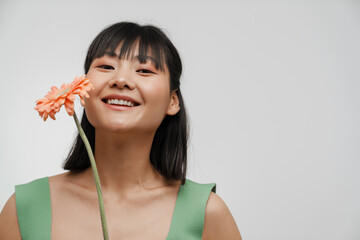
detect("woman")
[0,22,242,240]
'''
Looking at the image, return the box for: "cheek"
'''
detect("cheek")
[140,83,172,130]
[143,80,170,108]
[86,69,106,92]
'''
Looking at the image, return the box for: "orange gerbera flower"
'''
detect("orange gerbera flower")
[35,75,94,121]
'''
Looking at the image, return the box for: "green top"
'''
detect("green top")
[15,177,216,240]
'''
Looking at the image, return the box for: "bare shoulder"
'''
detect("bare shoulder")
[202,192,242,240]
[0,193,22,240]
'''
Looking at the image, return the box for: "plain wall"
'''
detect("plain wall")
[0,0,359,239]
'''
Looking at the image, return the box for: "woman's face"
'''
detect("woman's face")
[84,44,179,134]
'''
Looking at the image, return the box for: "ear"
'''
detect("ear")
[166,90,180,116]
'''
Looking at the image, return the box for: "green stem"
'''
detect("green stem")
[73,111,109,240]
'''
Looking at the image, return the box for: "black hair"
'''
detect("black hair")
[62,22,188,184]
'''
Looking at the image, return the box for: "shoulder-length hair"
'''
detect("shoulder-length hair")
[62,22,188,184]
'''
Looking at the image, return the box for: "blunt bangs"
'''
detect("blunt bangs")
[84,22,167,73]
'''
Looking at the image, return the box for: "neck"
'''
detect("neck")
[81,128,166,196]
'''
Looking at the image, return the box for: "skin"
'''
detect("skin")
[0,44,242,240]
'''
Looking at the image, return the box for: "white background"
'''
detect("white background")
[0,0,359,239]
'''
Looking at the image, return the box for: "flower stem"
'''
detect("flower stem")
[73,111,109,240]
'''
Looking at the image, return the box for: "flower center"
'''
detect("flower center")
[54,87,71,99]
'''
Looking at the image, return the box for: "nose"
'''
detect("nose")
[108,77,136,90]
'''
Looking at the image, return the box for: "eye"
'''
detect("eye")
[136,69,154,74]
[97,65,115,70]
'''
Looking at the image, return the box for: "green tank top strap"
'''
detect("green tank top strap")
[15,176,51,240]
[14,177,215,240]
[166,179,216,240]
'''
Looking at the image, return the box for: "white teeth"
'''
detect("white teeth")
[106,99,134,107]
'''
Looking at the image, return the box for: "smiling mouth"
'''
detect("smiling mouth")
[101,98,140,107]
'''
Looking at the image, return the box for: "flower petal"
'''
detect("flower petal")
[54,97,66,108]
[64,100,74,116]
[67,94,76,101]
[78,95,84,106]
[80,90,89,98]
[51,86,58,92]
[43,113,49,121]
[51,111,57,120]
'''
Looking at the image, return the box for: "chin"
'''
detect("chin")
[92,117,161,136]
